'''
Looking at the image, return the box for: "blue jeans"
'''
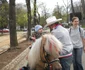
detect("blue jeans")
[59,55,73,70]
[73,48,83,70]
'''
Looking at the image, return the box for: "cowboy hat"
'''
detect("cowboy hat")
[45,16,62,27]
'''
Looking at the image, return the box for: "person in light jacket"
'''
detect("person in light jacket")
[69,17,85,70]
[45,16,73,70]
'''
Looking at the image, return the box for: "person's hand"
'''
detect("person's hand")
[31,37,36,41]
[83,47,85,53]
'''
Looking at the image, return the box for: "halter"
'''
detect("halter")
[40,36,60,69]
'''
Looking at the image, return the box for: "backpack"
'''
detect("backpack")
[69,26,81,35]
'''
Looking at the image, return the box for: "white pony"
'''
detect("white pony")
[28,34,63,70]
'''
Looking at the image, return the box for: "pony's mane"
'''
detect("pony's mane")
[28,34,63,69]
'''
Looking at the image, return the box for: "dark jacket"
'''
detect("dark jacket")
[32,32,42,39]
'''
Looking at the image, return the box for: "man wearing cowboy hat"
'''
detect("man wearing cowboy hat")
[45,16,73,70]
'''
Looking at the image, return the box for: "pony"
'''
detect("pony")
[28,34,63,70]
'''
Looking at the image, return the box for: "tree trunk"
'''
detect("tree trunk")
[26,0,31,40]
[33,0,37,25]
[37,11,40,24]
[81,0,85,18]
[67,0,68,23]
[9,0,18,47]
[71,0,75,16]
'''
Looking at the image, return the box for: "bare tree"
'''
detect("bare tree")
[9,0,18,47]
[36,10,40,24]
[71,0,75,15]
[37,3,50,26]
[53,3,62,18]
[26,0,31,40]
[81,0,85,18]
[33,0,37,25]
[41,3,49,19]
[62,0,69,22]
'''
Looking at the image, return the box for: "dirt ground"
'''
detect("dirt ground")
[0,32,26,47]
[0,41,32,69]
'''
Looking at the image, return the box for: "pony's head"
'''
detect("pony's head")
[28,34,63,70]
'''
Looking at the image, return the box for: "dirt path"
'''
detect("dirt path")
[0,41,31,70]
[0,32,26,48]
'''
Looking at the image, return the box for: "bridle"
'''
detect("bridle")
[40,36,60,70]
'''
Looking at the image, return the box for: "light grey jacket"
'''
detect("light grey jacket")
[51,25,73,57]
